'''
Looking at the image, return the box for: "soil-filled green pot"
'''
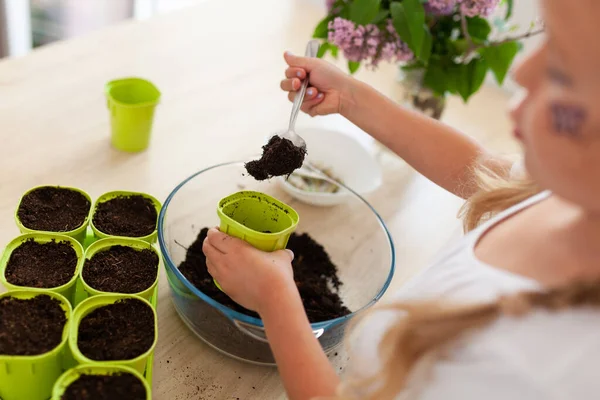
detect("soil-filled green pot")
[15,186,92,244]
[90,191,161,243]
[69,294,157,374]
[80,238,160,303]
[0,290,72,400]
[0,233,84,305]
[52,364,151,400]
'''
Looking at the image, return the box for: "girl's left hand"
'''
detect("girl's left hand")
[202,228,296,314]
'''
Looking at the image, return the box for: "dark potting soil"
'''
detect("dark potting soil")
[245,135,306,180]
[61,373,147,400]
[77,298,155,361]
[0,295,66,356]
[178,228,350,322]
[83,246,158,294]
[17,186,91,232]
[92,195,157,237]
[5,239,78,288]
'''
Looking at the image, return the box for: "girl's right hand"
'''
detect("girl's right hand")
[280,51,353,117]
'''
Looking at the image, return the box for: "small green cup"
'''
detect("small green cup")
[80,237,160,303]
[0,290,72,400]
[106,77,161,152]
[52,364,151,400]
[217,191,300,252]
[214,191,299,290]
[15,185,92,244]
[0,233,84,305]
[90,191,162,244]
[69,294,157,374]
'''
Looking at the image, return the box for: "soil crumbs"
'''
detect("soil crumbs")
[245,135,306,180]
[17,186,90,232]
[179,228,350,322]
[92,195,157,237]
[78,298,154,361]
[6,239,78,288]
[0,295,66,356]
[83,246,158,294]
[61,373,147,400]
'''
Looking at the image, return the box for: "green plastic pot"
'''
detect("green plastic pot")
[106,77,161,153]
[15,186,92,244]
[0,233,84,305]
[80,237,160,303]
[90,191,162,243]
[217,191,299,252]
[0,290,72,400]
[69,294,157,374]
[52,364,151,400]
[215,191,299,290]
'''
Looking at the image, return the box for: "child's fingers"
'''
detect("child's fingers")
[301,93,325,115]
[203,238,224,261]
[305,87,319,100]
[285,67,306,79]
[280,78,301,92]
[206,228,236,253]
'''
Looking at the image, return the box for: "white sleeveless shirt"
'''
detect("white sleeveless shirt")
[349,190,600,399]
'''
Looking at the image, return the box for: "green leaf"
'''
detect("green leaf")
[480,41,522,84]
[467,17,492,42]
[423,63,448,96]
[390,0,429,61]
[330,45,339,59]
[349,0,381,25]
[505,0,514,20]
[348,61,361,74]
[317,43,330,58]
[420,28,432,64]
[372,9,390,24]
[452,59,488,102]
[313,17,332,39]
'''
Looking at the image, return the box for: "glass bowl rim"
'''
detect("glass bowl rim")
[158,160,396,329]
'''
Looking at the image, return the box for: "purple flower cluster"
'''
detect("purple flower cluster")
[459,0,500,17]
[424,0,457,16]
[327,17,413,67]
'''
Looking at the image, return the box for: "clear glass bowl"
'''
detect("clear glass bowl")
[158,161,395,365]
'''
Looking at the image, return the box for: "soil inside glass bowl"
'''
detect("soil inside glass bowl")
[178,228,350,322]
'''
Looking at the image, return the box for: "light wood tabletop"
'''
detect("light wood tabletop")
[0,0,520,398]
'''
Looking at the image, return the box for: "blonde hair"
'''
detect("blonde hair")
[332,163,598,400]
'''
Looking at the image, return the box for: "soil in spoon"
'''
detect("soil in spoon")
[245,135,306,180]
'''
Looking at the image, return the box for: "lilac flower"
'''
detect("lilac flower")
[424,0,457,16]
[380,19,414,63]
[459,0,500,17]
[328,17,413,68]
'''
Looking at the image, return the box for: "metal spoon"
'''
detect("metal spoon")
[278,39,320,150]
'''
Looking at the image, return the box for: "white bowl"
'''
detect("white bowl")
[277,128,382,206]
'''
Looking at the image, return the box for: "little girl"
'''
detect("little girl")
[202,0,600,398]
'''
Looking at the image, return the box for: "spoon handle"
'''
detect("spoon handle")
[289,40,320,131]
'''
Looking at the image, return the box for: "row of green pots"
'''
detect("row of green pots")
[0,291,156,400]
[1,186,161,399]
[0,233,160,306]
[15,186,162,244]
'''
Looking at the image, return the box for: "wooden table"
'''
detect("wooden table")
[0,0,519,398]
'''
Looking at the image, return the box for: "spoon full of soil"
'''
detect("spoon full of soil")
[245,40,320,181]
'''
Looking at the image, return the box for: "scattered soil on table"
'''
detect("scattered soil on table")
[5,239,78,288]
[245,136,306,180]
[83,245,158,294]
[178,228,350,322]
[0,295,66,356]
[17,186,90,232]
[92,195,157,237]
[62,373,147,400]
[77,298,155,361]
